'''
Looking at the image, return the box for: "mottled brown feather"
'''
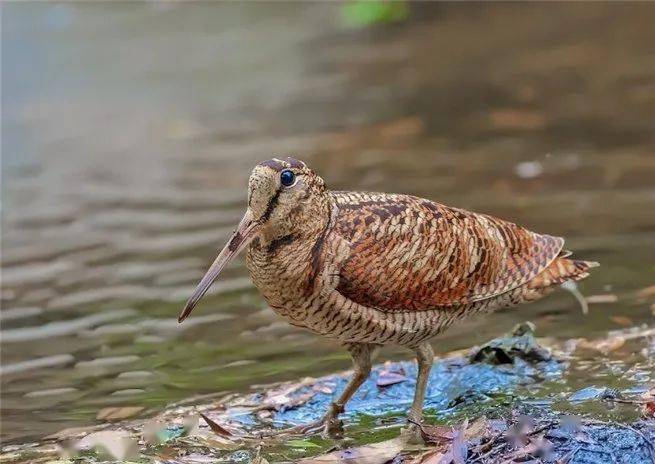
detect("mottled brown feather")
[330,191,564,312]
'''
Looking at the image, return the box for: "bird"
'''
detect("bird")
[178,157,598,439]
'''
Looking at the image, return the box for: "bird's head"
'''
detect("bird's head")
[178,157,328,322]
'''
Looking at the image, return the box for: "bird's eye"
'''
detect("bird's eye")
[280,169,295,187]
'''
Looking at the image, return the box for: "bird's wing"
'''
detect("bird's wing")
[329,191,564,312]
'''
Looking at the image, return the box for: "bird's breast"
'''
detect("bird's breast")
[245,235,321,313]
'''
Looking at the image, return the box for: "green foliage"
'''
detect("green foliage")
[341,1,409,27]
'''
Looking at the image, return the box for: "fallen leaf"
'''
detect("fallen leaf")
[451,421,468,464]
[298,437,404,464]
[96,406,144,421]
[416,449,448,464]
[199,413,233,437]
[255,380,317,412]
[641,386,655,418]
[586,294,618,304]
[377,362,408,387]
[463,417,487,441]
[419,423,456,445]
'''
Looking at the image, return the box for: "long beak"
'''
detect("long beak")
[178,209,258,322]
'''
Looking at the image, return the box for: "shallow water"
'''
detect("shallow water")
[2,2,654,444]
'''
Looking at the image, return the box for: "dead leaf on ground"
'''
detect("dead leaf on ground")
[199,412,233,437]
[415,420,470,463]
[419,423,456,445]
[586,294,618,304]
[377,361,408,387]
[501,434,554,463]
[450,422,468,464]
[254,379,318,413]
[464,416,491,442]
[298,437,404,464]
[96,406,144,421]
[413,449,448,464]
[641,386,655,418]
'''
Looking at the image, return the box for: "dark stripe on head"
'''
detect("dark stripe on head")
[266,233,295,254]
[285,157,306,169]
[260,186,282,222]
[259,159,285,171]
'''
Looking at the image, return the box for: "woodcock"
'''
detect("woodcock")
[179,157,598,438]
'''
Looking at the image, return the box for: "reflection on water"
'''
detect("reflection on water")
[2,2,654,443]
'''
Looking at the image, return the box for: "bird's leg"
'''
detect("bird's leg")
[322,343,375,435]
[404,342,434,443]
[279,343,374,437]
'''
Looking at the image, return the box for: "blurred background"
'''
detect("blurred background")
[2,2,654,444]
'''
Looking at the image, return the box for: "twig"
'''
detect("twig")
[469,442,506,463]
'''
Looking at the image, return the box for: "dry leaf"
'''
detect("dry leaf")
[450,422,468,464]
[256,380,317,412]
[415,449,448,464]
[464,416,490,442]
[96,406,144,421]
[641,386,655,418]
[298,437,404,464]
[199,413,233,437]
[377,362,408,387]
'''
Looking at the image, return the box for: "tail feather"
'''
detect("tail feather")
[528,257,599,290]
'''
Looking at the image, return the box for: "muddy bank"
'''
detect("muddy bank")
[2,323,653,463]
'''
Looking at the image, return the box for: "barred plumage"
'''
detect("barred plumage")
[180,157,598,438]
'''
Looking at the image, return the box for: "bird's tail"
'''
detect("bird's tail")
[528,254,599,290]
[526,253,599,314]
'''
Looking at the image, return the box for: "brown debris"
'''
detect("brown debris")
[199,412,233,437]
[377,361,408,387]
